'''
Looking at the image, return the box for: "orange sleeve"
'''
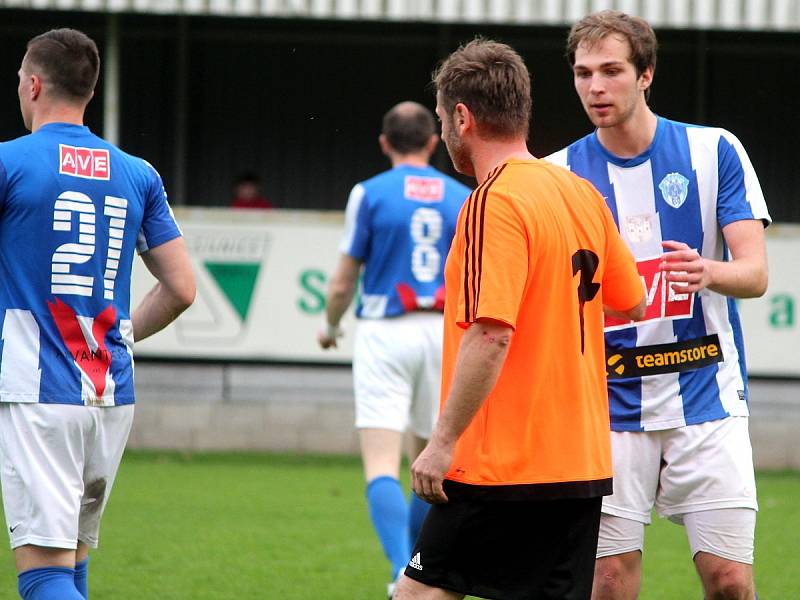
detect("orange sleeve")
[599,198,644,311]
[454,185,528,329]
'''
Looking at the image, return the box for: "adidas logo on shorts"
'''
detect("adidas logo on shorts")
[408,552,423,571]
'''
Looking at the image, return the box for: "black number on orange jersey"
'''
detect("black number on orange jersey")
[572,249,600,354]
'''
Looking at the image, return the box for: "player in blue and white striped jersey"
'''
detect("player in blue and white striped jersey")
[318,101,469,597]
[1,29,195,600]
[547,11,768,600]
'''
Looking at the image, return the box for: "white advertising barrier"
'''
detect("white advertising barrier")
[133,210,800,376]
[132,208,357,362]
[737,224,800,377]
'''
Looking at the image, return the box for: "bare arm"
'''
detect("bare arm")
[132,237,196,342]
[604,295,646,322]
[660,219,768,298]
[317,254,361,349]
[411,319,512,503]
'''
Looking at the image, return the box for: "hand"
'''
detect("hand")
[317,324,343,349]
[659,240,713,294]
[411,437,454,504]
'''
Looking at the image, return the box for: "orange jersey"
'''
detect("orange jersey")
[441,158,643,499]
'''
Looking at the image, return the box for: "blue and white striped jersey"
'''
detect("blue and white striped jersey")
[548,117,771,432]
[339,164,470,318]
[0,123,181,406]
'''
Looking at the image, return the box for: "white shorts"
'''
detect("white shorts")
[598,416,757,561]
[352,313,442,439]
[597,509,756,563]
[0,402,134,550]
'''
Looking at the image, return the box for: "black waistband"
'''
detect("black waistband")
[443,478,613,502]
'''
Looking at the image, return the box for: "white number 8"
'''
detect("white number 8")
[410,207,443,283]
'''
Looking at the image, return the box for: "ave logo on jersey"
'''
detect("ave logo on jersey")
[404,176,444,202]
[658,172,689,209]
[605,256,694,329]
[59,144,110,180]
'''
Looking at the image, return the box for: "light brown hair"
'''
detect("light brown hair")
[433,38,531,139]
[566,10,657,78]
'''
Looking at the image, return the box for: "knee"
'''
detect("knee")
[593,554,640,600]
[704,565,753,600]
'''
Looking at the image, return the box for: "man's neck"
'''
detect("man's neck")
[30,106,85,133]
[390,151,430,168]
[472,138,533,183]
[595,107,658,159]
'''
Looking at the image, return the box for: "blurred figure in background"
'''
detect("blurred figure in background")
[318,101,470,598]
[230,171,273,209]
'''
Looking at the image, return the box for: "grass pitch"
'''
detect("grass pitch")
[1,452,798,599]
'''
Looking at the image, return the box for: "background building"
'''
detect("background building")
[1,0,798,219]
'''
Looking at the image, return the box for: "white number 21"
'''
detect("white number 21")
[51,190,128,300]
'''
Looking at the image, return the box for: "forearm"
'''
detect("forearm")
[706,256,768,298]
[325,281,356,328]
[432,322,511,446]
[132,283,192,342]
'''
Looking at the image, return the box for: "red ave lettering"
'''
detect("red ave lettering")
[59,144,111,180]
[605,256,693,329]
[405,176,444,202]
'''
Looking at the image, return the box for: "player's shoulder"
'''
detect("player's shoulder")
[542,131,595,166]
[660,116,742,149]
[0,131,37,162]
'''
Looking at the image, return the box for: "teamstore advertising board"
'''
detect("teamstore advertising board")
[132,210,800,377]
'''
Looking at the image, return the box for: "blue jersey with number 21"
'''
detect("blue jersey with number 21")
[0,123,182,406]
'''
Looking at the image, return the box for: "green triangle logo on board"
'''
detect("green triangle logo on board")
[204,262,261,321]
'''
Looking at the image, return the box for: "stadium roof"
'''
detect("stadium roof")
[1,0,800,31]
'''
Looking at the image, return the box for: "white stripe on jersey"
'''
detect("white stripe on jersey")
[0,310,41,403]
[607,160,685,429]
[360,294,388,319]
[338,183,366,255]
[76,314,116,406]
[688,128,747,417]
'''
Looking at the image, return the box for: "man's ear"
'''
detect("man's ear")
[27,73,43,101]
[638,65,654,93]
[425,133,439,155]
[453,102,473,135]
[378,133,391,157]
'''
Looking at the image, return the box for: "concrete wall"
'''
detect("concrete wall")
[129,362,800,470]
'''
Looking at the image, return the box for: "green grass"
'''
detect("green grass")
[1,453,798,599]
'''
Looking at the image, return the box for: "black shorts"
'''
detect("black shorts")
[404,495,602,600]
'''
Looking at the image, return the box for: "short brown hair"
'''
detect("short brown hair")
[382,101,436,154]
[566,10,657,78]
[25,28,100,102]
[433,38,531,139]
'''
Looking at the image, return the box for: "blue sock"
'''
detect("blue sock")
[18,566,84,600]
[74,558,89,599]
[408,491,430,548]
[366,475,410,580]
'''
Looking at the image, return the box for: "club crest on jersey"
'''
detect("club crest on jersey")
[404,176,444,202]
[658,172,689,209]
[59,144,111,180]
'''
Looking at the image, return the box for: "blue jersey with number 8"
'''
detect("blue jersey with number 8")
[339,164,470,319]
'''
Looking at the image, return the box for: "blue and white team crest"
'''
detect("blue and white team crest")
[658,172,690,209]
